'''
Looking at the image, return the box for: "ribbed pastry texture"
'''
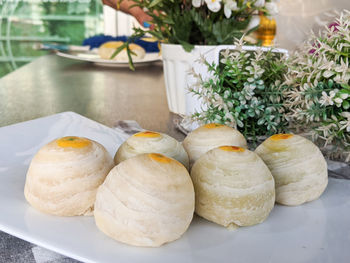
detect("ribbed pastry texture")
[255,134,328,206]
[183,123,247,166]
[191,146,275,228]
[94,153,195,247]
[24,136,114,216]
[114,131,189,169]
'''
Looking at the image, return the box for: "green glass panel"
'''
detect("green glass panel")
[0,0,104,78]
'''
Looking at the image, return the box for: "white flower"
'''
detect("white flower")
[254,0,265,7]
[246,15,260,32]
[339,112,350,132]
[319,91,336,106]
[334,97,343,106]
[192,0,203,8]
[265,2,278,16]
[223,0,238,18]
[205,0,222,12]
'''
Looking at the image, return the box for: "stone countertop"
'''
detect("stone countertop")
[0,55,184,141]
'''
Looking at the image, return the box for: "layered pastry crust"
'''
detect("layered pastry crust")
[255,134,328,206]
[24,136,114,216]
[183,123,247,167]
[94,153,195,247]
[114,131,189,169]
[191,146,275,228]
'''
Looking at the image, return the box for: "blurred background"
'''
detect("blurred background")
[0,0,349,78]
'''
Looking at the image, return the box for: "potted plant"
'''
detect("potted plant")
[285,10,350,162]
[187,37,289,144]
[113,0,278,115]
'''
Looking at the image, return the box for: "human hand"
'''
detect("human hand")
[102,0,153,28]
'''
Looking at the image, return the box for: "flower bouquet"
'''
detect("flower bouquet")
[112,0,278,69]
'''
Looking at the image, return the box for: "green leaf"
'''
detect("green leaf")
[341,83,350,90]
[177,40,195,52]
[126,45,135,71]
[149,0,163,8]
[343,100,350,110]
[258,119,265,125]
[328,79,334,88]
[109,43,128,59]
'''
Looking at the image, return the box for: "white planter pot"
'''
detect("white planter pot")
[161,43,288,116]
[161,44,217,116]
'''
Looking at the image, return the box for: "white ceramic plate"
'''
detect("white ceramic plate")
[56,50,162,68]
[0,112,350,263]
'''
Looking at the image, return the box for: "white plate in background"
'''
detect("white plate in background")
[0,111,349,263]
[56,51,162,68]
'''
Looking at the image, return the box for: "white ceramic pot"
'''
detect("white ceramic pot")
[161,43,288,116]
[161,44,217,116]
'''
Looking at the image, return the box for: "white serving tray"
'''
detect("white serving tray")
[0,112,349,263]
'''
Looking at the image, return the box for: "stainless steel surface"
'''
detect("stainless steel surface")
[0,55,184,141]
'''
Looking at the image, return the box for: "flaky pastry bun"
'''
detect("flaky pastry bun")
[24,136,114,216]
[183,123,247,167]
[255,134,328,206]
[191,146,275,228]
[94,153,194,247]
[114,131,189,169]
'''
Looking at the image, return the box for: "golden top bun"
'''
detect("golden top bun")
[255,134,328,206]
[183,123,247,166]
[191,146,275,228]
[114,131,189,169]
[94,153,195,247]
[24,136,114,216]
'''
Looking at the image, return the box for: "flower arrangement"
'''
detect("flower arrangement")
[285,10,350,161]
[113,0,278,68]
[189,37,289,143]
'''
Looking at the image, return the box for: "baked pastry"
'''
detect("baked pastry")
[183,123,247,166]
[191,146,275,228]
[24,136,114,216]
[98,41,146,61]
[255,134,328,206]
[94,153,195,247]
[114,131,189,169]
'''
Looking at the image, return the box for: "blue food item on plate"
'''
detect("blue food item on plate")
[83,35,159,53]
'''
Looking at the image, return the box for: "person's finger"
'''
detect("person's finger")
[134,11,154,29]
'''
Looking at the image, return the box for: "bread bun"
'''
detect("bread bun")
[94,153,194,247]
[191,146,275,228]
[255,134,328,206]
[98,41,146,61]
[114,131,189,169]
[24,136,114,216]
[183,123,247,166]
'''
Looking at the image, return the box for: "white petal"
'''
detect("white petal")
[254,0,265,7]
[205,0,222,12]
[265,2,278,15]
[341,112,350,119]
[334,98,343,104]
[246,16,260,31]
[224,5,232,18]
[323,70,335,78]
[192,0,202,8]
